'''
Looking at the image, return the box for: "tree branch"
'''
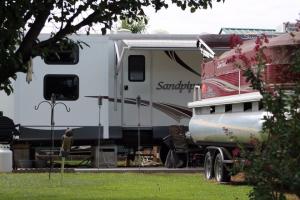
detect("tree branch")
[36,9,102,50]
[66,0,95,26]
[15,2,54,71]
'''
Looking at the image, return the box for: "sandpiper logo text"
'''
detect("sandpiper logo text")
[156,81,198,93]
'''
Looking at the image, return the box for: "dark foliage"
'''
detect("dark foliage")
[0,0,224,94]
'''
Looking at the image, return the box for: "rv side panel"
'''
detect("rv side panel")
[15,35,113,143]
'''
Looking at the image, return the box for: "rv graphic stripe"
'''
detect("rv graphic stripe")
[203,79,251,92]
[85,96,149,106]
[152,103,192,122]
[85,96,192,121]
[165,51,201,77]
[159,103,192,118]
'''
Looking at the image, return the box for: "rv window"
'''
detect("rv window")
[225,104,232,112]
[44,75,79,101]
[244,102,252,111]
[128,55,145,82]
[44,43,79,65]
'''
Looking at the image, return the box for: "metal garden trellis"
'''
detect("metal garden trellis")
[34,93,70,180]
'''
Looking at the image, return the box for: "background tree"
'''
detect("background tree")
[119,17,148,34]
[0,0,224,95]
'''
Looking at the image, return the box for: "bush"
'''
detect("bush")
[229,32,300,200]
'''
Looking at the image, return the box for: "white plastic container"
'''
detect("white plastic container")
[0,144,13,172]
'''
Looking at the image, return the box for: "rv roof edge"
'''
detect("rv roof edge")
[108,34,259,50]
[108,33,201,40]
[187,92,262,108]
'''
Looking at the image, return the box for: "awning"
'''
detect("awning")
[112,34,215,69]
[121,39,198,51]
[219,27,278,35]
[112,34,217,76]
[110,33,217,111]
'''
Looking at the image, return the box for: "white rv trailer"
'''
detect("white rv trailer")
[0,33,230,164]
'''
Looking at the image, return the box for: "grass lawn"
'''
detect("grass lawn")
[0,172,251,200]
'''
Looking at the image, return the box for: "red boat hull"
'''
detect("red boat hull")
[201,33,300,99]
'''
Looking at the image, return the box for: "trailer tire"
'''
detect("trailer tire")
[204,152,214,180]
[214,153,231,182]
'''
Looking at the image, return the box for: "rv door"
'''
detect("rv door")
[122,51,151,127]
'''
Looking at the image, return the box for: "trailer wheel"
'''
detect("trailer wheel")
[204,152,214,179]
[214,153,231,182]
